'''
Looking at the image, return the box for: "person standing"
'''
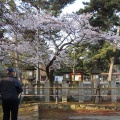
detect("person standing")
[0,67,23,120]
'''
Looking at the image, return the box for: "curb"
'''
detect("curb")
[38,102,120,111]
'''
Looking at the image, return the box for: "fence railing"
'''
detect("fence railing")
[21,83,120,103]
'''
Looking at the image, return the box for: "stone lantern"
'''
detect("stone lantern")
[91,70,101,103]
[92,70,101,83]
[26,66,36,94]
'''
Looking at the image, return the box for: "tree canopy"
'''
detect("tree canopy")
[79,0,120,31]
[1,0,120,81]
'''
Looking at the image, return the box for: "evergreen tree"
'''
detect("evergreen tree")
[79,0,120,31]
[21,0,76,16]
[78,0,120,82]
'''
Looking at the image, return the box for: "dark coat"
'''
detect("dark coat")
[0,75,23,100]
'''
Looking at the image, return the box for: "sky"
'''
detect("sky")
[14,0,90,14]
[62,0,90,14]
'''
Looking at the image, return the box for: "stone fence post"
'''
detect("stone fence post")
[111,75,116,103]
[62,80,68,102]
[44,80,50,102]
[78,81,84,102]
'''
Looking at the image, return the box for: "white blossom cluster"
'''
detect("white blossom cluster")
[1,9,120,71]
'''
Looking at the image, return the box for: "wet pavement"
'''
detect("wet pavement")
[69,115,120,120]
[68,110,120,120]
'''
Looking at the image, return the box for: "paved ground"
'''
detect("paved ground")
[69,116,120,120]
[68,112,120,120]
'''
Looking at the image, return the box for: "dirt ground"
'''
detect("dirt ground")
[18,103,38,120]
[0,103,38,120]
[1,103,120,120]
[39,109,120,120]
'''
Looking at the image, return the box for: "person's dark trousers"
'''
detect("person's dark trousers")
[2,98,19,120]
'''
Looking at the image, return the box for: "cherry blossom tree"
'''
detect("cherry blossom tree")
[1,8,120,89]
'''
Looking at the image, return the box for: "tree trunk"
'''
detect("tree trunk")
[108,57,114,82]
[49,70,54,101]
[46,66,54,101]
[108,48,116,86]
[14,33,22,82]
[49,79,54,101]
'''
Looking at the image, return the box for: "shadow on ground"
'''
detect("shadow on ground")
[0,103,38,120]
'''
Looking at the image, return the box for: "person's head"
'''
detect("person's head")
[6,67,14,75]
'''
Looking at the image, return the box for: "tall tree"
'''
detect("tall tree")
[1,0,120,98]
[79,0,120,31]
[78,0,120,83]
[1,10,119,81]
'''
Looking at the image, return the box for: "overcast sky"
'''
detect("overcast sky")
[62,0,90,14]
